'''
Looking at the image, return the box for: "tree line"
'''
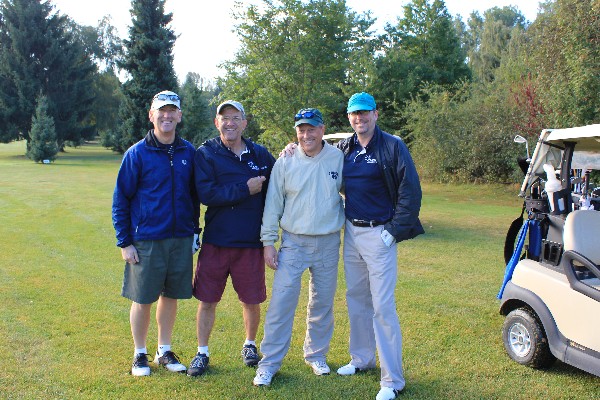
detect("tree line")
[0,0,598,183]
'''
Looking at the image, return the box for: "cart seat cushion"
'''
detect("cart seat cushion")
[563,210,600,264]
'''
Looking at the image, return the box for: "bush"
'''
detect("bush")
[406,81,521,183]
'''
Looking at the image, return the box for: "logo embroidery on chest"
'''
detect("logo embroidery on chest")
[364,155,378,164]
[329,171,339,180]
[247,161,260,171]
[181,159,188,166]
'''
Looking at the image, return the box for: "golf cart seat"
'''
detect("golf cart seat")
[561,210,600,301]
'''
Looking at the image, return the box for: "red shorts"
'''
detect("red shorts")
[192,243,266,304]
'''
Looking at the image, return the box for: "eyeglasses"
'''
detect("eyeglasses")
[218,116,243,123]
[294,111,317,121]
[153,93,180,101]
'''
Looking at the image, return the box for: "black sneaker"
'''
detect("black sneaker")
[241,344,259,367]
[154,350,187,373]
[187,352,209,377]
[131,353,151,376]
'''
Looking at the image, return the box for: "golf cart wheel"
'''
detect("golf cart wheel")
[502,308,556,369]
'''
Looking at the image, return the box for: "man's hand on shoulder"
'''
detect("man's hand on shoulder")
[279,143,297,158]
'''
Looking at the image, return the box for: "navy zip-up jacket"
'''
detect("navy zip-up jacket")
[195,136,275,248]
[338,126,424,242]
[112,130,200,248]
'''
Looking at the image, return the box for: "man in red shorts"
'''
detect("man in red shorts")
[187,100,275,377]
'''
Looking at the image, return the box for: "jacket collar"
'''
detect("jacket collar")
[144,130,184,149]
[350,125,381,150]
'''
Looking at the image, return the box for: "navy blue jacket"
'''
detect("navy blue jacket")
[195,137,275,248]
[338,126,424,242]
[112,131,200,248]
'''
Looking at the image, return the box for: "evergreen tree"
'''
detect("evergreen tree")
[27,94,58,162]
[112,0,178,153]
[178,72,214,147]
[0,0,97,149]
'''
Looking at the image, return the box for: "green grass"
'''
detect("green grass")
[0,141,598,399]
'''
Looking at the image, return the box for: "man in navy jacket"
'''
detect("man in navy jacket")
[187,100,275,377]
[336,92,423,400]
[112,90,200,377]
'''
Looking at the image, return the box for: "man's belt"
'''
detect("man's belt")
[349,219,388,228]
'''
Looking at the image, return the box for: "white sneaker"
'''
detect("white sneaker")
[131,353,151,376]
[306,360,330,375]
[375,387,402,400]
[253,369,274,386]
[154,350,187,373]
[336,362,361,376]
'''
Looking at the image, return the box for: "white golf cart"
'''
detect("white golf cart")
[498,124,600,377]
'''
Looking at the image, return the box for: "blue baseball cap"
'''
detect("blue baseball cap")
[347,92,376,113]
[294,108,324,127]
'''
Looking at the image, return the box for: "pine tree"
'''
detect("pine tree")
[27,94,58,163]
[0,0,96,149]
[112,0,178,153]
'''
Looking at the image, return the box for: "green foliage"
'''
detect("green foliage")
[465,6,527,83]
[219,0,373,152]
[526,0,600,127]
[111,0,178,153]
[26,94,58,162]
[372,0,471,136]
[406,81,520,183]
[95,70,125,147]
[70,15,124,75]
[0,0,97,149]
[178,72,215,147]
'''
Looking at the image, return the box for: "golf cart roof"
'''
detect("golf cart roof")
[323,132,353,142]
[545,124,600,151]
[521,124,600,196]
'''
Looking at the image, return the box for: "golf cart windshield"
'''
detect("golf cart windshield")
[520,124,600,197]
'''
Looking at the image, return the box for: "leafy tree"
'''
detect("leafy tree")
[95,69,125,148]
[219,0,373,152]
[526,0,600,127]
[465,6,527,83]
[112,0,178,153]
[374,0,470,136]
[178,72,214,147]
[27,94,58,162]
[0,0,97,149]
[70,15,124,75]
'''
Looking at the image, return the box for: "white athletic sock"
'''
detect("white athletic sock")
[244,339,256,346]
[135,347,147,356]
[198,346,209,356]
[157,344,171,356]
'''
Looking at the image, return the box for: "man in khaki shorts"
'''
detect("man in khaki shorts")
[112,90,201,377]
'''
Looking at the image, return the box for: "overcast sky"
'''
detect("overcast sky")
[50,0,541,82]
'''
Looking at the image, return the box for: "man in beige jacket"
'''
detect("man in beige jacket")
[253,108,345,387]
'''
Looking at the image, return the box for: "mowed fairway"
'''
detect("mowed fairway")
[0,141,598,399]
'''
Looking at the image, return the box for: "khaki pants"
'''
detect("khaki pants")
[343,220,405,391]
[258,230,340,373]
